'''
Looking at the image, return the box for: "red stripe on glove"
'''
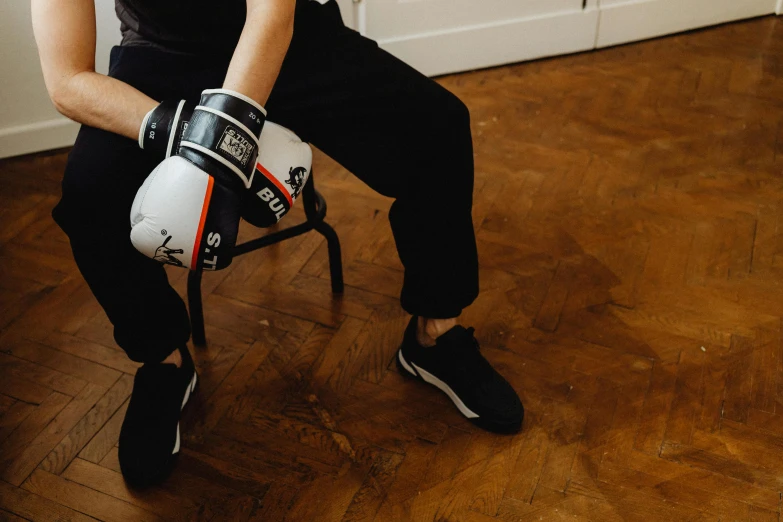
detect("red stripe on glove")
[256,162,294,207]
[192,176,215,269]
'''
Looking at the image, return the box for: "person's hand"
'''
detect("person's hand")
[139,103,313,229]
[130,89,265,270]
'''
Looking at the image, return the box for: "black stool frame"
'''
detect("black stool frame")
[187,170,344,347]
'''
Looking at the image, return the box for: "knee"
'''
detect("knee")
[419,86,471,138]
[441,90,471,131]
[423,87,474,176]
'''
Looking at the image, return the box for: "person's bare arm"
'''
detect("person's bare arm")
[223,0,296,107]
[32,0,156,140]
[33,0,294,143]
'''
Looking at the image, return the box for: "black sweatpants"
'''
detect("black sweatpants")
[53,0,479,364]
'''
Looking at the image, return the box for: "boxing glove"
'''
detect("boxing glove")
[131,89,266,270]
[243,121,312,228]
[130,156,241,270]
[138,98,310,227]
[138,99,193,161]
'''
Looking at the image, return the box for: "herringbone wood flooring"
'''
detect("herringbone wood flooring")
[3,15,783,521]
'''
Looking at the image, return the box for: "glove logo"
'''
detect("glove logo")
[154,236,184,267]
[286,167,307,200]
[218,127,255,167]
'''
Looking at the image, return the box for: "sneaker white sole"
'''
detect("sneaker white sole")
[172,371,198,455]
[397,349,479,419]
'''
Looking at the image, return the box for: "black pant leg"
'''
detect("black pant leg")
[54,124,192,364]
[51,47,225,363]
[268,1,479,318]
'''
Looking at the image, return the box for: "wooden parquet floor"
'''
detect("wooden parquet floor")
[3,15,783,521]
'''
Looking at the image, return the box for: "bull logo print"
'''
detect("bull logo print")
[154,236,184,267]
[225,137,245,157]
[286,166,307,200]
[218,127,254,166]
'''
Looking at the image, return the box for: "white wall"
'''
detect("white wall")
[0,1,120,159]
[335,0,357,31]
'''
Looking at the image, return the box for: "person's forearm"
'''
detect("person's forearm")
[53,71,156,141]
[222,0,295,107]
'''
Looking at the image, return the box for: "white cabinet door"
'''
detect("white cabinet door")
[335,0,358,30]
[358,0,780,78]
[363,0,600,76]
[597,0,778,48]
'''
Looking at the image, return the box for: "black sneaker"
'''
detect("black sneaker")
[119,346,197,487]
[396,316,523,434]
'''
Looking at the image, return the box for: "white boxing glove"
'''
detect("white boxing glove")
[130,156,242,271]
[242,121,312,228]
[132,88,267,271]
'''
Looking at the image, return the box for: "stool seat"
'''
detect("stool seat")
[187,170,343,347]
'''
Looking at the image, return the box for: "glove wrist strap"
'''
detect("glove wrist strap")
[139,99,188,160]
[180,89,267,189]
[165,100,187,158]
[138,106,154,149]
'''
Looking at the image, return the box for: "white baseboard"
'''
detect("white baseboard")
[777,0,783,15]
[378,8,600,77]
[597,0,777,48]
[0,117,79,159]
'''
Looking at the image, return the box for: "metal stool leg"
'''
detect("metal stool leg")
[315,220,344,294]
[302,170,319,221]
[187,270,207,347]
[303,170,344,294]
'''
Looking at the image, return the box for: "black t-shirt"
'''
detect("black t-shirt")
[115,0,247,53]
